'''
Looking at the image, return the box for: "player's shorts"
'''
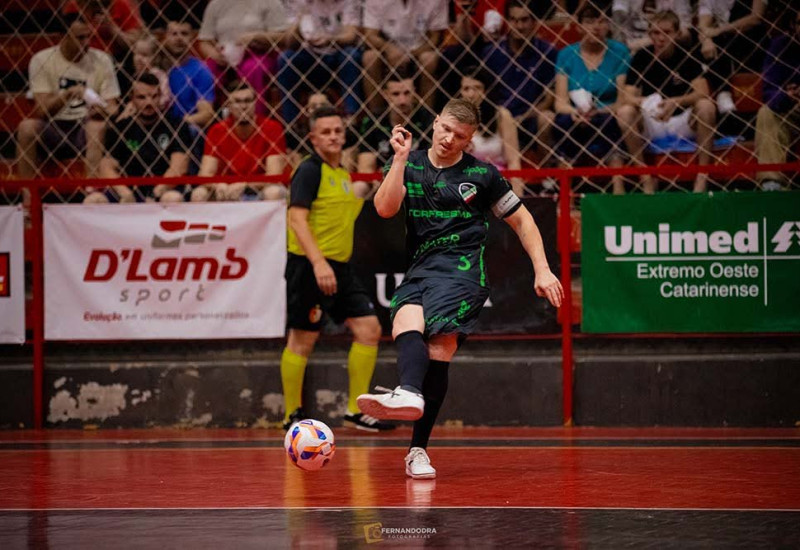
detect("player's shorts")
[390,277,490,337]
[285,253,376,331]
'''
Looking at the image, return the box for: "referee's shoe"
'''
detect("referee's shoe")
[343,412,397,432]
[357,386,425,421]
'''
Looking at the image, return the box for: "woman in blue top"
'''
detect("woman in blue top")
[554,5,631,194]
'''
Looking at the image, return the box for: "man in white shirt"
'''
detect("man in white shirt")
[16,13,120,179]
[277,0,363,128]
[611,0,692,51]
[361,0,448,112]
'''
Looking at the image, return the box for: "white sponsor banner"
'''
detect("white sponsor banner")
[0,205,25,344]
[44,202,286,340]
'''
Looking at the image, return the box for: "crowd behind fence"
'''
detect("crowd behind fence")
[0,0,798,206]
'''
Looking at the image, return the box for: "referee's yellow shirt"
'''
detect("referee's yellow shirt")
[287,156,364,263]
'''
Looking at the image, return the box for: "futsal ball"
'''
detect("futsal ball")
[284,419,336,471]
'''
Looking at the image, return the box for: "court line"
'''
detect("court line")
[0,506,798,512]
[1,445,799,453]
[0,438,800,446]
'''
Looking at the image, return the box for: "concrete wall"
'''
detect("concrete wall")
[1,338,798,429]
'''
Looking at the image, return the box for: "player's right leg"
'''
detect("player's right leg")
[356,298,426,421]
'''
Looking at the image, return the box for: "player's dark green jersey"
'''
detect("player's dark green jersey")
[384,149,522,287]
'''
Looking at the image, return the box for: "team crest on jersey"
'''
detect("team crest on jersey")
[458,183,477,204]
[309,305,323,324]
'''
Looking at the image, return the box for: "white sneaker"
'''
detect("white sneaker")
[405,447,436,479]
[357,386,425,421]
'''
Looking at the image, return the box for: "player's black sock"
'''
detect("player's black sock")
[395,330,428,394]
[410,360,449,449]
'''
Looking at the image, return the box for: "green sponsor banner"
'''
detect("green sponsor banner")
[582,192,800,333]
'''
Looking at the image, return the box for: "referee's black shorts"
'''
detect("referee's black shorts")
[389,276,490,337]
[285,253,376,331]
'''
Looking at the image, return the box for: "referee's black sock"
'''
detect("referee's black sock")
[395,330,428,395]
[410,360,449,450]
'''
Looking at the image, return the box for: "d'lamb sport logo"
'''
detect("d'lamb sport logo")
[152,220,227,248]
[458,183,477,204]
[83,219,247,282]
[0,252,9,297]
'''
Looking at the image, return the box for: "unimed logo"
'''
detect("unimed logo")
[604,221,800,256]
[604,223,759,256]
[83,219,247,282]
[0,252,9,297]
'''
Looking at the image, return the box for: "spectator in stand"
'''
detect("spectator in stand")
[191,81,287,202]
[62,0,143,58]
[611,0,691,52]
[618,10,716,193]
[459,68,525,195]
[286,92,333,168]
[118,34,171,118]
[198,0,289,115]
[361,0,448,112]
[277,0,363,128]
[697,0,767,113]
[88,72,190,203]
[355,71,435,176]
[554,5,630,194]
[16,13,120,180]
[62,0,143,96]
[481,0,558,164]
[437,0,504,110]
[163,19,216,171]
[756,10,800,191]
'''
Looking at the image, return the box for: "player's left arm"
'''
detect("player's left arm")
[503,206,564,308]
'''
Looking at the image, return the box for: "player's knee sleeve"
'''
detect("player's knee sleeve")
[395,330,429,394]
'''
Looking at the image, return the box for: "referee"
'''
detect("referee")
[281,105,394,432]
[358,99,563,477]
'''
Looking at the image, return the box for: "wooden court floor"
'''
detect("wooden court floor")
[1,427,799,547]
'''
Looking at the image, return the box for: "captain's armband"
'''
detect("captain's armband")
[491,190,522,219]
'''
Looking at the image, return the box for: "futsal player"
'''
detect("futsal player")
[281,105,394,433]
[357,99,563,477]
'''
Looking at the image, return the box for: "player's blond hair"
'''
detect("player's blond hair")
[441,99,480,128]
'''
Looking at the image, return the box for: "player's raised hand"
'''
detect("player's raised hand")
[390,125,412,157]
[534,269,564,308]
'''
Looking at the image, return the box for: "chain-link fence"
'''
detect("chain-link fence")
[1,0,799,200]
